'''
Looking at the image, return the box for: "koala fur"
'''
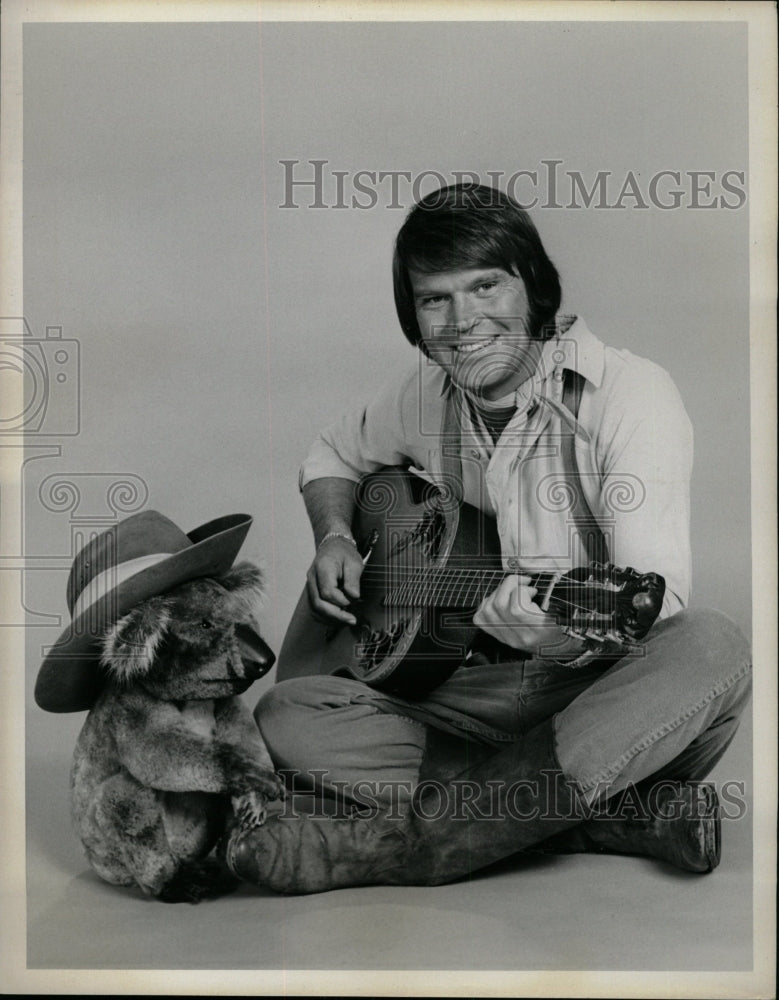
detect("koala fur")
[70,561,284,903]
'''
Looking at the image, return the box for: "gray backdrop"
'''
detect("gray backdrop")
[19,19,752,973]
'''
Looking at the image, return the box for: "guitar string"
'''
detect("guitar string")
[380,576,619,614]
[360,568,613,586]
[363,570,614,599]
[365,577,618,601]
[358,562,626,614]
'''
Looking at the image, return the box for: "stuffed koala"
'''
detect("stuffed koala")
[70,561,284,903]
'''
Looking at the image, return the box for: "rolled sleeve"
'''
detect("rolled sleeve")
[298,367,420,491]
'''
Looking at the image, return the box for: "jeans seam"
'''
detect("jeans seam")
[448,721,515,742]
[356,689,517,743]
[352,701,430,734]
[573,660,752,793]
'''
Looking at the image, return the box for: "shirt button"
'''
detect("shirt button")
[507,557,520,570]
[470,449,480,458]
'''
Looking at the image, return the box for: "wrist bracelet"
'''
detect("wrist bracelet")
[317,531,357,550]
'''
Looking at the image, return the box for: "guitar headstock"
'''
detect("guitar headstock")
[550,562,666,651]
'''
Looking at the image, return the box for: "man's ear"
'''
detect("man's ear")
[218,561,265,618]
[101,596,171,683]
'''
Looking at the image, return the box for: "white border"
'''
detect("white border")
[1,1,775,996]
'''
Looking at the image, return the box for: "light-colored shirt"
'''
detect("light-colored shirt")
[300,317,693,617]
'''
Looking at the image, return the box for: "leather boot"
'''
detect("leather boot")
[534,781,721,873]
[221,718,588,894]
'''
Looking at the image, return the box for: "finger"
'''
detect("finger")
[473,595,494,625]
[497,575,522,601]
[473,603,498,629]
[341,557,363,600]
[316,598,357,625]
[316,562,353,608]
[307,574,345,620]
[307,565,357,623]
[490,578,516,614]
[515,586,547,617]
[309,591,357,625]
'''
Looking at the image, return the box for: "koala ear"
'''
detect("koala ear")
[218,561,265,618]
[101,596,171,683]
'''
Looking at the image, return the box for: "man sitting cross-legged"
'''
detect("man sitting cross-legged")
[222,183,751,893]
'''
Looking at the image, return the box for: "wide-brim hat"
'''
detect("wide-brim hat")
[35,510,253,713]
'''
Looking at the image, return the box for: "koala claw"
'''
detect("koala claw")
[256,769,287,802]
[232,790,268,830]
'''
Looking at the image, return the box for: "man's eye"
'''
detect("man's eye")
[476,281,498,294]
[420,295,445,307]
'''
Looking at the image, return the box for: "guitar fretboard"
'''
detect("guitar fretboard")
[368,567,551,609]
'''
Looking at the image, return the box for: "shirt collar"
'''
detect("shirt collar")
[553,315,605,389]
[438,314,605,400]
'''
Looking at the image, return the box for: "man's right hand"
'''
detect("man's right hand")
[306,536,364,625]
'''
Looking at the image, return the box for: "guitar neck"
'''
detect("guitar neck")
[384,568,551,609]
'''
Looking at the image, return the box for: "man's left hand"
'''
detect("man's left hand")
[473,574,573,655]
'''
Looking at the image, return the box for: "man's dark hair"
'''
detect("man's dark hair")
[393,183,562,348]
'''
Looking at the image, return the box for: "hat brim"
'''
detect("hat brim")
[34,513,253,713]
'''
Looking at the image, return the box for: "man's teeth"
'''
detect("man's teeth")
[454,338,496,355]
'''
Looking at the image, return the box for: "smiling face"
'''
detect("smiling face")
[410,266,545,400]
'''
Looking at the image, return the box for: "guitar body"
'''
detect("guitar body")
[276,467,665,697]
[276,468,502,696]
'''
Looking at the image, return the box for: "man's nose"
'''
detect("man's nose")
[449,294,479,335]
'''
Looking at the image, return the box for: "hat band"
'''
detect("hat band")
[71,552,172,621]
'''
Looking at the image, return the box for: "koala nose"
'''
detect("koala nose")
[235,623,276,679]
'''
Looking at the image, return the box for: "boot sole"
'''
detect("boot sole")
[698,783,721,873]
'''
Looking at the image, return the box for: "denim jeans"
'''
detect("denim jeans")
[254,608,751,805]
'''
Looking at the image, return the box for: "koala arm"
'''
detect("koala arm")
[212,698,286,828]
[112,689,272,796]
[213,697,275,772]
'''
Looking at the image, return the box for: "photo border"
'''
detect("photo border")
[1,1,775,996]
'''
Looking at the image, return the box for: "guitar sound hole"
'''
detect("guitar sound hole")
[357,619,410,672]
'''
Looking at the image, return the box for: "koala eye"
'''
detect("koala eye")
[200,619,213,630]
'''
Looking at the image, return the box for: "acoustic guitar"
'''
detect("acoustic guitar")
[276,467,665,696]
